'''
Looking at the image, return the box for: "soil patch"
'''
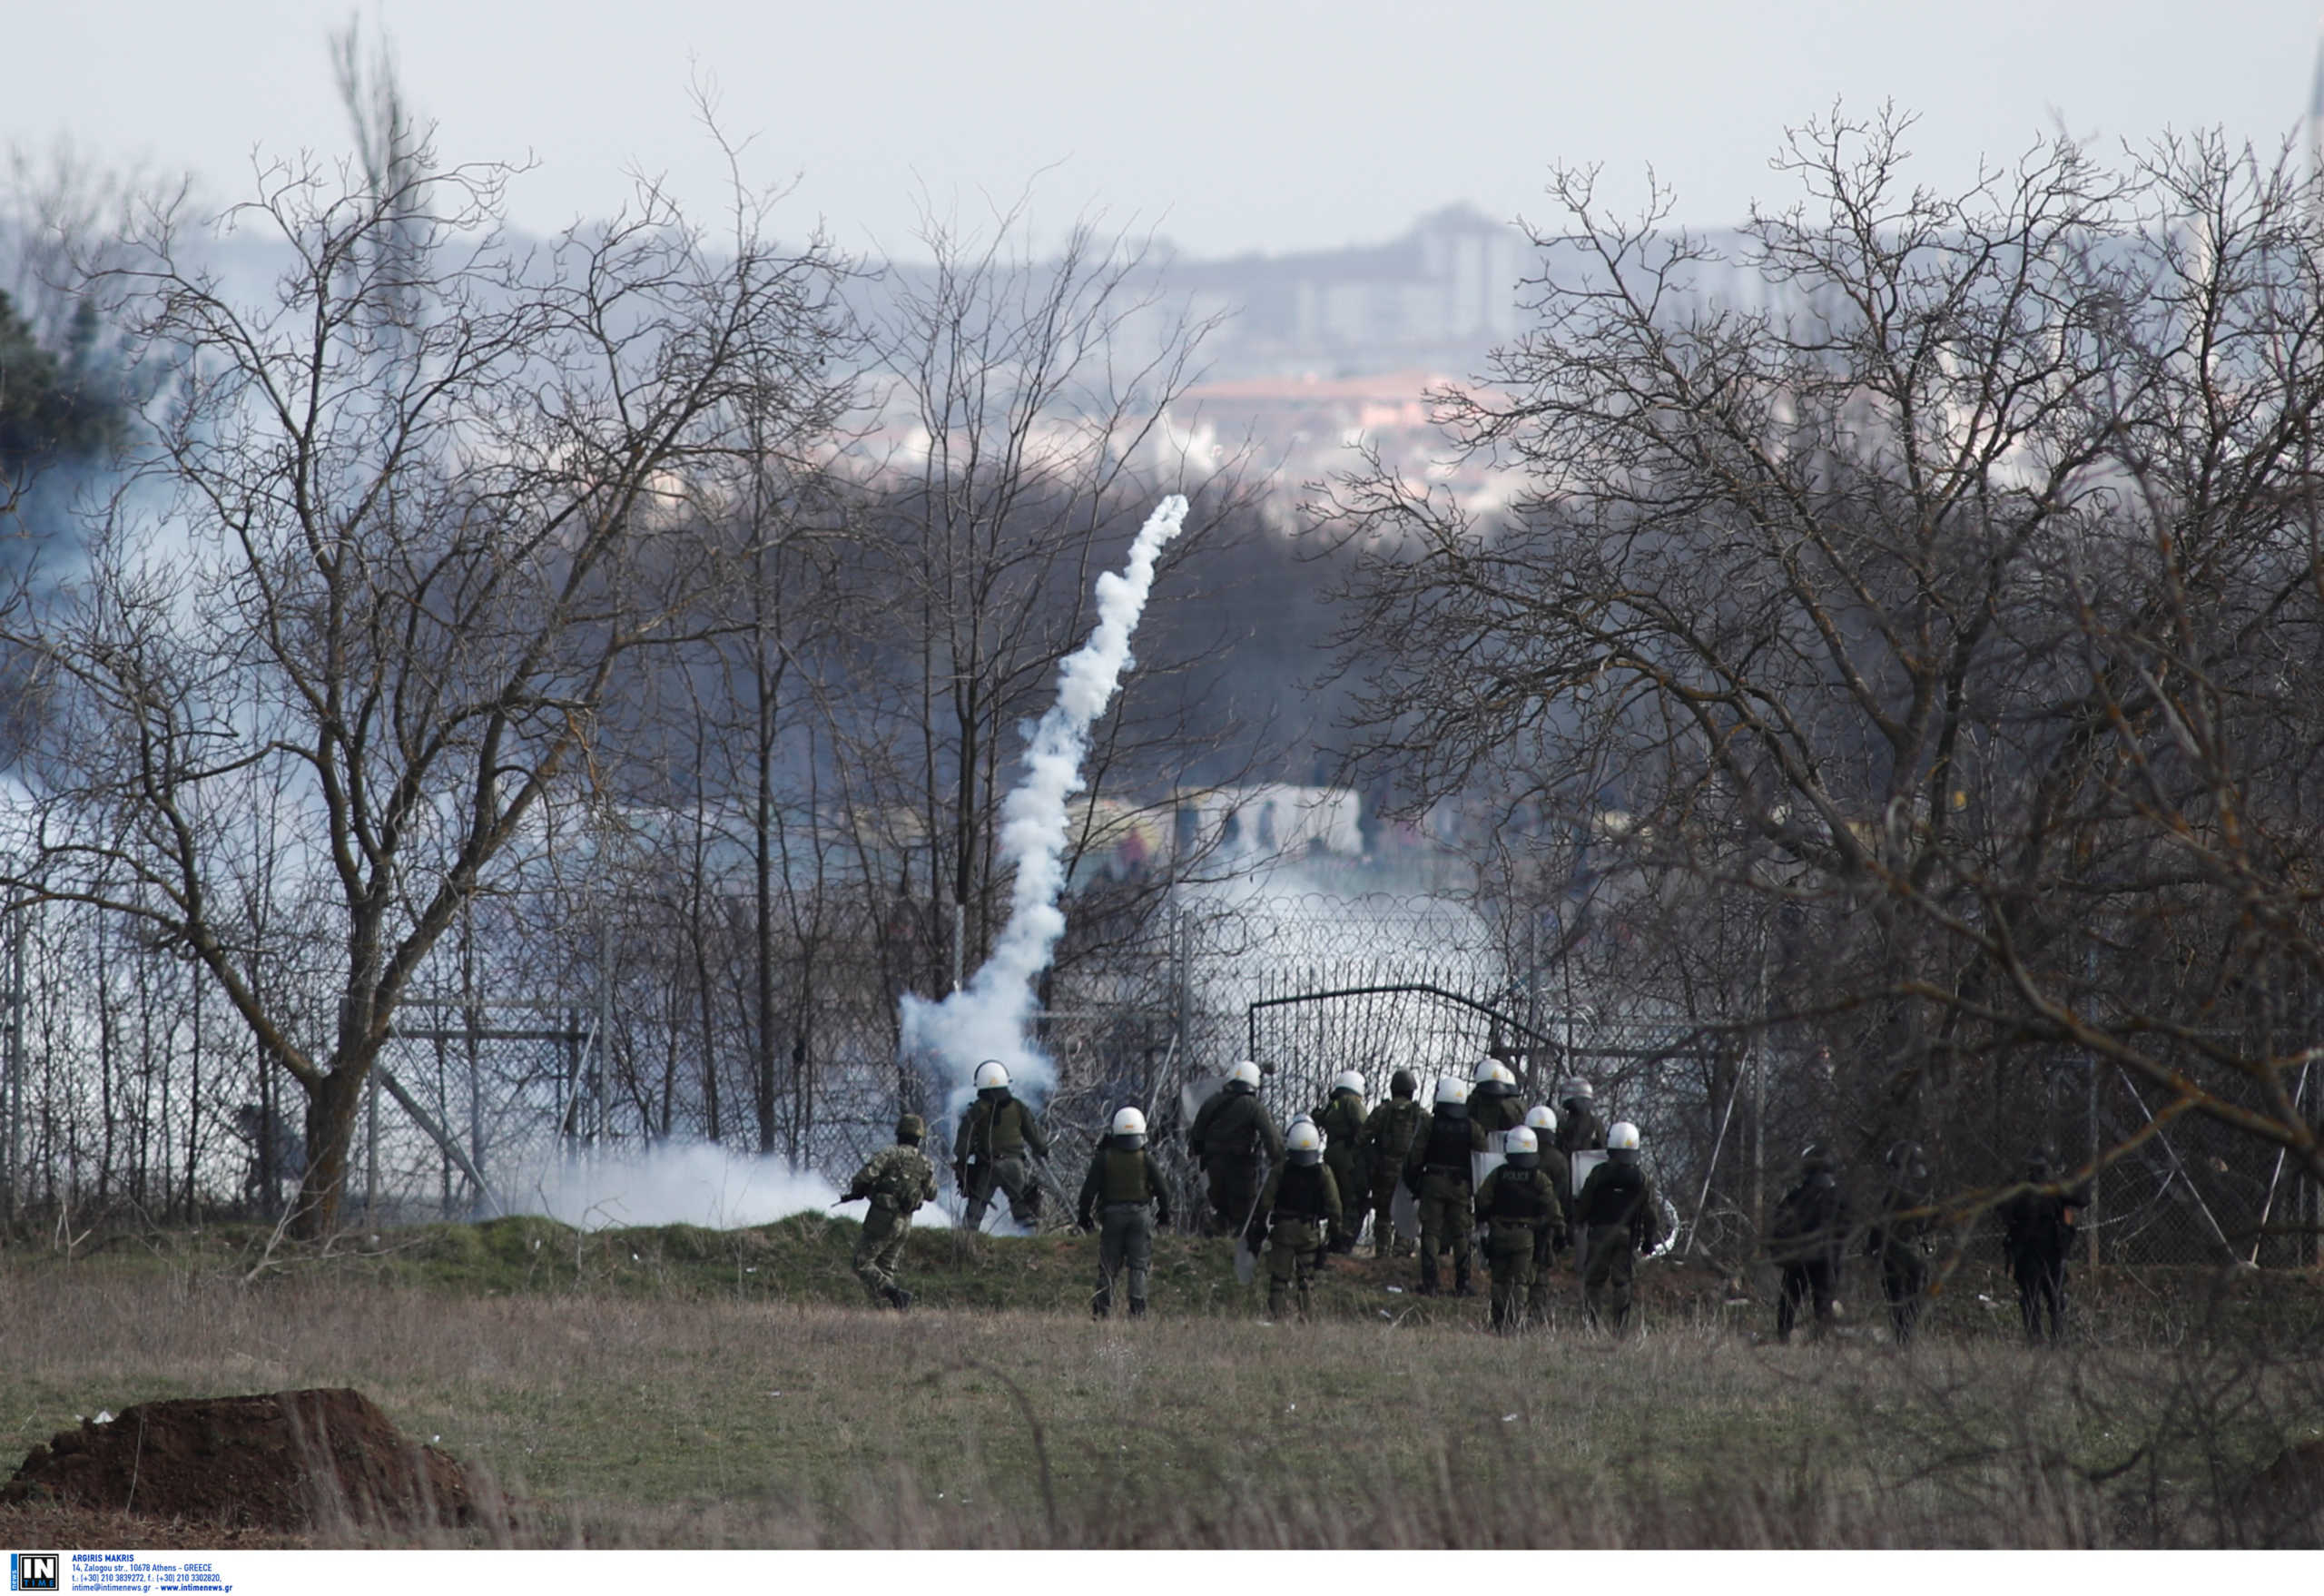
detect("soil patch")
[1,1389,488,1534]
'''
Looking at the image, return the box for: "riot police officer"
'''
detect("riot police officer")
[1402,1077,1481,1297]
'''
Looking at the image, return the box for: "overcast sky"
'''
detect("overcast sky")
[6,1,2321,261]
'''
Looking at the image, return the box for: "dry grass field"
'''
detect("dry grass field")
[0,1217,2319,1548]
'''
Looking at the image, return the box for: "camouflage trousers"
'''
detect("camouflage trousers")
[852,1205,912,1303]
[964,1154,1041,1229]
[1415,1171,1472,1287]
[1484,1223,1538,1331]
[1265,1216,1325,1317]
[1094,1202,1155,1316]
[1582,1223,1637,1331]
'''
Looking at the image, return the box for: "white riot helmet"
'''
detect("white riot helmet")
[1608,1120,1641,1151]
[1506,1125,1540,1158]
[1433,1076,1472,1107]
[1285,1118,1325,1166]
[1228,1059,1263,1092]
[1333,1069,1365,1098]
[973,1060,1010,1092]
[1109,1106,1147,1146]
[1524,1103,1560,1135]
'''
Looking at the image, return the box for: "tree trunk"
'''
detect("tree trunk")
[297,1067,369,1238]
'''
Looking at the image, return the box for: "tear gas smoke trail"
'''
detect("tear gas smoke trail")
[499,1142,950,1230]
[900,493,1191,1110]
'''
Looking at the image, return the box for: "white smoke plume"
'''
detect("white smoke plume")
[900,493,1192,1111]
[497,1142,947,1230]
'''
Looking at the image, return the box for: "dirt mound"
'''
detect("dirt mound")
[0,1389,485,1533]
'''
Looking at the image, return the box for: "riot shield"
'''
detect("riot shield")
[1391,1179,1420,1242]
[1569,1148,1608,1198]
[1472,1129,1509,1189]
[1179,1071,1226,1126]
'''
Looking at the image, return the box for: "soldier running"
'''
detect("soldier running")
[839,1114,940,1310]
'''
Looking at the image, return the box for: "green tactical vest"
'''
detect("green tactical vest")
[1098,1147,1154,1205]
[874,1148,931,1212]
[1368,1098,1423,1163]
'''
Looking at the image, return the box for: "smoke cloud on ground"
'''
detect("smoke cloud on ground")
[901,494,1191,1113]
[496,1142,949,1230]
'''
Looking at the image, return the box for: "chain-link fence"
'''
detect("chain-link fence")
[1,875,2316,1270]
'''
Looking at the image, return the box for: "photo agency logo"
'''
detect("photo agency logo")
[9,1554,59,1592]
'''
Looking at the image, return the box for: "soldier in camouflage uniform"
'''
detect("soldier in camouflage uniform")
[954,1060,1051,1230]
[1519,1103,1575,1323]
[1572,1119,1669,1333]
[1402,1076,1482,1297]
[1314,1071,1369,1256]
[1077,1105,1173,1318]
[1248,1119,1340,1319]
[841,1115,940,1310]
[1187,1059,1284,1236]
[1357,1069,1425,1259]
[1474,1125,1566,1333]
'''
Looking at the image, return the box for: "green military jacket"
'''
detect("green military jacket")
[1356,1097,1424,1175]
[850,1143,938,1215]
[1189,1087,1285,1167]
[1315,1089,1366,1164]
[1470,1092,1524,1136]
[1475,1162,1563,1236]
[955,1093,1049,1163]
[1574,1154,1668,1250]
[1078,1141,1173,1226]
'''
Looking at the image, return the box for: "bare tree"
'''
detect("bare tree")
[0,75,851,1235]
[1326,109,2324,1250]
[829,202,1260,1059]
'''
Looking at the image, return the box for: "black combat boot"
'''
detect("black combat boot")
[1454,1263,1478,1298]
[1091,1288,1111,1320]
[1417,1257,1440,1297]
[1128,1297,1148,1318]
[886,1286,912,1312]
